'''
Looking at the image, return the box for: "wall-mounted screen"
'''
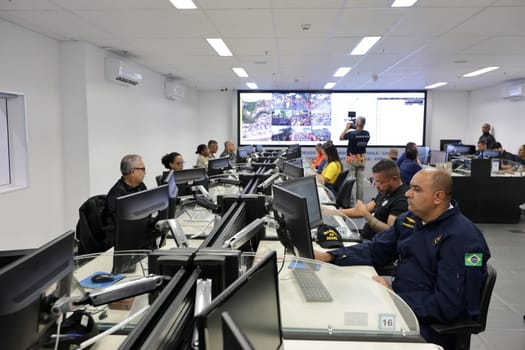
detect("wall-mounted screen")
[238,91,426,147]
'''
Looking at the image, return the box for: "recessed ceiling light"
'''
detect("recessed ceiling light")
[206,38,233,56]
[391,0,418,7]
[232,68,248,77]
[425,82,448,89]
[462,66,499,78]
[246,82,258,89]
[324,82,336,89]
[334,67,351,77]
[169,0,197,9]
[350,36,381,55]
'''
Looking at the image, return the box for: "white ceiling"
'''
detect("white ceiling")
[1,0,525,91]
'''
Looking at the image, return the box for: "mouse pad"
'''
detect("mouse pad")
[79,271,125,289]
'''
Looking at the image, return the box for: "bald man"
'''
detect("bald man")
[315,168,491,350]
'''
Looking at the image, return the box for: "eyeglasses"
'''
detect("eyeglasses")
[132,167,146,172]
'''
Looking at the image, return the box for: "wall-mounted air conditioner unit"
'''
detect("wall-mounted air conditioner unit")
[104,58,142,86]
[164,80,185,100]
[501,83,525,101]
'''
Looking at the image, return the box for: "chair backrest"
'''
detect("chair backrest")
[336,177,355,209]
[333,169,349,193]
[76,195,109,255]
[476,263,497,333]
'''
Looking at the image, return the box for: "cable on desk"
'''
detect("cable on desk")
[277,247,287,275]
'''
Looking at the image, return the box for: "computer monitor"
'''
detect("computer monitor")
[113,185,169,273]
[429,150,448,165]
[222,312,255,350]
[195,251,282,350]
[439,139,461,151]
[255,144,263,153]
[287,144,301,159]
[0,231,75,350]
[211,203,247,249]
[417,146,430,164]
[237,145,253,163]
[276,176,322,229]
[159,170,178,218]
[208,156,232,177]
[446,144,475,158]
[271,184,314,259]
[480,150,500,159]
[282,160,304,178]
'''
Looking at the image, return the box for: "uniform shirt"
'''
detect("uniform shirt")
[195,154,209,170]
[361,183,408,240]
[321,161,342,184]
[328,204,491,327]
[399,159,422,186]
[343,129,370,157]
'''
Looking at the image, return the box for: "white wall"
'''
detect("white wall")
[467,85,525,154]
[0,19,66,249]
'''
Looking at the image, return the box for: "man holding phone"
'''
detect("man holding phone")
[340,113,370,202]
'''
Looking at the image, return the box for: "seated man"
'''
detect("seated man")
[220,139,237,164]
[325,158,408,240]
[103,154,147,248]
[474,140,487,158]
[315,168,491,350]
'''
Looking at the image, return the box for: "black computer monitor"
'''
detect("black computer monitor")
[271,184,314,259]
[159,170,178,218]
[282,160,304,178]
[439,139,461,151]
[195,251,282,350]
[209,156,232,177]
[287,144,302,159]
[113,185,169,273]
[276,175,322,229]
[237,145,253,163]
[222,312,255,350]
[211,203,247,249]
[429,150,448,165]
[255,144,263,153]
[417,146,430,164]
[0,231,75,350]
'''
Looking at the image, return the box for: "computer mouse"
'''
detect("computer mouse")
[91,273,115,283]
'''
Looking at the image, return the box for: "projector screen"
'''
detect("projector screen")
[238,91,426,147]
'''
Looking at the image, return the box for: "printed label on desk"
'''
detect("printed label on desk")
[378,313,396,331]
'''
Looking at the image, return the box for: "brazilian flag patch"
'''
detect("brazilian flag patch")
[465,253,483,267]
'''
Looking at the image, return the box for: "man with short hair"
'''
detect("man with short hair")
[220,139,237,164]
[328,159,408,240]
[478,123,496,149]
[399,146,422,186]
[475,140,488,158]
[340,116,370,202]
[103,154,147,247]
[315,168,491,349]
[396,142,417,166]
[208,139,218,160]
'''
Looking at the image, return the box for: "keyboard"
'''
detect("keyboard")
[291,268,333,302]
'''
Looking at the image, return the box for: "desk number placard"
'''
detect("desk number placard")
[378,313,396,331]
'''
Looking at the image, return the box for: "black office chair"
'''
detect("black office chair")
[332,169,349,193]
[430,264,497,350]
[335,177,355,209]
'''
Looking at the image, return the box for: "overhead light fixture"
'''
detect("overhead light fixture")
[425,82,447,89]
[246,82,258,89]
[333,67,351,77]
[462,66,499,78]
[232,68,248,77]
[206,38,233,56]
[169,0,197,9]
[350,36,381,55]
[391,0,418,7]
[324,82,336,89]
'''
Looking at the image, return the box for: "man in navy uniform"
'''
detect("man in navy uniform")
[315,168,491,349]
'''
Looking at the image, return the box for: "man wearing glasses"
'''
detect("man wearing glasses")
[103,154,147,245]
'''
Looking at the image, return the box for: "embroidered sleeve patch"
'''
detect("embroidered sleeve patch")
[465,253,483,267]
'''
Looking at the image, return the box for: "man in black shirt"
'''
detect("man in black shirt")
[326,159,408,240]
[103,154,147,247]
[478,123,496,149]
[340,116,370,202]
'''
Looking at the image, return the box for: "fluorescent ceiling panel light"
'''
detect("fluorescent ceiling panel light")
[169,0,197,9]
[232,68,248,77]
[206,38,233,56]
[333,67,351,77]
[350,36,381,55]
[462,66,499,78]
[324,82,336,89]
[246,82,258,89]
[391,0,418,7]
[425,82,447,89]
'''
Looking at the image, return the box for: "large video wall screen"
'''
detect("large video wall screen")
[238,91,426,147]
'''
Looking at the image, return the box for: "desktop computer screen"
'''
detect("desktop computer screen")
[0,231,75,350]
[282,160,304,178]
[417,146,430,164]
[272,183,314,259]
[209,157,232,177]
[429,150,448,165]
[275,175,322,229]
[195,252,282,350]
